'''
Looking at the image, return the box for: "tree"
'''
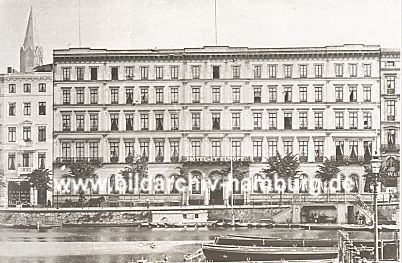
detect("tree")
[63,160,98,194]
[315,158,341,199]
[217,161,248,195]
[0,174,6,189]
[27,169,52,206]
[120,154,148,194]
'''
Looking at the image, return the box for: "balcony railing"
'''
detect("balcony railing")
[381,144,400,152]
[330,155,370,165]
[55,157,103,166]
[155,156,164,163]
[298,156,308,163]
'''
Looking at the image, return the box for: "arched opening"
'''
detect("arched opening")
[349,174,359,193]
[253,174,264,194]
[299,173,309,193]
[208,170,224,205]
[190,171,202,194]
[153,174,165,194]
[109,174,125,194]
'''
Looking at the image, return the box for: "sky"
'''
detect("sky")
[0,0,400,71]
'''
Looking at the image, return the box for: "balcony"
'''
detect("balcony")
[330,155,370,165]
[253,156,262,162]
[315,156,323,163]
[18,167,34,174]
[170,156,179,163]
[299,156,308,163]
[55,157,103,166]
[155,156,164,163]
[381,144,400,153]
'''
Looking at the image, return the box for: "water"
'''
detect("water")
[0,226,392,262]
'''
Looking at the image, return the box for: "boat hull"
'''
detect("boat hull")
[216,236,337,247]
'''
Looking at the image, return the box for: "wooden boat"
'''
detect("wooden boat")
[62,222,140,228]
[202,244,338,262]
[215,235,337,247]
[234,222,249,227]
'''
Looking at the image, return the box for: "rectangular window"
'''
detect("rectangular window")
[39,83,46,92]
[232,88,240,103]
[386,76,395,94]
[170,66,179,79]
[110,142,119,161]
[110,88,119,104]
[212,66,220,79]
[111,67,118,80]
[61,142,71,158]
[125,66,134,80]
[253,141,262,160]
[268,140,277,157]
[23,83,31,93]
[254,87,261,103]
[212,113,220,130]
[9,84,16,93]
[90,114,98,131]
[191,141,201,157]
[387,130,396,145]
[315,64,323,78]
[89,142,99,158]
[232,112,240,130]
[140,88,149,103]
[212,87,220,103]
[192,113,200,130]
[315,87,322,102]
[349,86,357,102]
[363,86,371,102]
[8,154,15,170]
[110,114,119,131]
[23,102,31,116]
[8,127,16,142]
[62,68,71,81]
[269,87,277,102]
[192,87,200,103]
[254,65,261,79]
[192,66,200,79]
[299,86,307,102]
[363,112,372,129]
[335,86,343,102]
[155,88,164,104]
[38,126,46,142]
[349,112,358,129]
[387,61,395,67]
[284,65,292,78]
[75,67,84,81]
[299,141,308,161]
[284,113,292,129]
[155,66,164,79]
[140,114,149,130]
[170,141,179,160]
[232,141,241,157]
[170,87,179,103]
[349,64,357,77]
[124,88,133,104]
[23,126,31,141]
[125,114,133,131]
[268,113,277,130]
[62,89,71,104]
[38,153,46,169]
[314,141,324,162]
[140,67,149,80]
[387,100,396,121]
[253,112,262,130]
[232,66,240,79]
[9,102,16,116]
[268,65,277,78]
[22,153,31,167]
[283,86,292,103]
[155,114,164,130]
[170,113,179,130]
[90,89,98,104]
[211,141,221,157]
[299,65,307,78]
[299,112,307,129]
[363,141,372,160]
[283,141,293,155]
[76,142,85,158]
[155,141,164,161]
[349,141,358,159]
[335,112,344,129]
[363,64,371,77]
[76,89,85,104]
[62,115,71,131]
[90,67,98,80]
[335,64,343,77]
[315,112,323,129]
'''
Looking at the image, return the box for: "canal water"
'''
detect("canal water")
[0,226,393,262]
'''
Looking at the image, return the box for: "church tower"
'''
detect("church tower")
[20,8,43,73]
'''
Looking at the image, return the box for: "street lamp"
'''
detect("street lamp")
[370,153,382,263]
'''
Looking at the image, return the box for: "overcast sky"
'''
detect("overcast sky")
[0,0,400,71]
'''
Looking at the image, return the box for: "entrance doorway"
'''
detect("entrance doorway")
[347,206,355,224]
[209,171,224,205]
[8,181,30,207]
[37,189,47,206]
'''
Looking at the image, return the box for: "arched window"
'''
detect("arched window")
[299,173,309,193]
[190,171,202,194]
[350,174,359,193]
[253,174,264,194]
[154,174,165,194]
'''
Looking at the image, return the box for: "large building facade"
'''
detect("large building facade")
[53,45,382,205]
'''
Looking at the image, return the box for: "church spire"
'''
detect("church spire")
[20,7,43,73]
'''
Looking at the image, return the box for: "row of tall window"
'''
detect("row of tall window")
[7,126,47,142]
[7,153,46,170]
[61,63,372,81]
[8,83,47,93]
[8,102,47,116]
[60,85,372,105]
[61,110,373,132]
[59,139,373,164]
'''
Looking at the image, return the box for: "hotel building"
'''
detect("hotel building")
[52,44,382,205]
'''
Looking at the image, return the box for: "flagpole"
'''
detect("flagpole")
[230,138,234,225]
